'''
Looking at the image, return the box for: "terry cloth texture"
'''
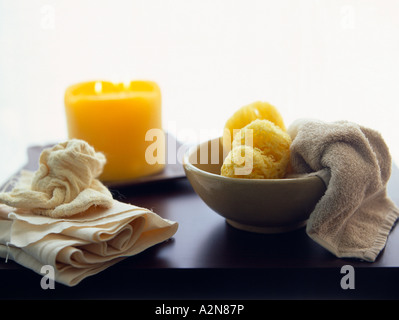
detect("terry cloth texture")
[288,119,399,262]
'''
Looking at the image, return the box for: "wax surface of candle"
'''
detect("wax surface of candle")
[65,80,164,182]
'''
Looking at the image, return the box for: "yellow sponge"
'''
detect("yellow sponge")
[223,101,286,144]
[221,119,291,179]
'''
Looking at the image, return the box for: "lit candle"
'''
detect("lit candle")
[64,80,165,182]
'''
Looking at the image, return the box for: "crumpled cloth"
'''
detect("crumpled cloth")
[0,139,113,218]
[288,119,399,262]
[0,139,178,286]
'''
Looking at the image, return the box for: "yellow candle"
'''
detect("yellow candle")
[64,80,165,182]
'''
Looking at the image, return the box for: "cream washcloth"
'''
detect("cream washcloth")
[0,140,178,286]
[0,139,113,218]
[288,119,399,262]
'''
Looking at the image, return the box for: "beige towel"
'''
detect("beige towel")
[0,139,114,218]
[288,119,399,262]
[0,140,178,286]
[0,201,178,286]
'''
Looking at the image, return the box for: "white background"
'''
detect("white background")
[1,0,399,183]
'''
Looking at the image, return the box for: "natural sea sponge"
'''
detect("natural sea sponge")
[223,101,286,145]
[221,119,291,179]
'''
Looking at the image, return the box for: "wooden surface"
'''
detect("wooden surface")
[1,144,399,299]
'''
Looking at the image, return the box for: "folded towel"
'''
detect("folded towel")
[288,119,399,262]
[0,200,178,286]
[0,140,178,286]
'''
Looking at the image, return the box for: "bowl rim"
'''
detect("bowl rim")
[182,137,320,184]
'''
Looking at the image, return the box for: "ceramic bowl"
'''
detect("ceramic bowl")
[183,137,326,233]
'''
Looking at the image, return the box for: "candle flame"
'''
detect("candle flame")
[123,80,130,90]
[94,81,102,94]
